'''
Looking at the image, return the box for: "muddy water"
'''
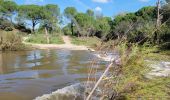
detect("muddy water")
[0,50,105,100]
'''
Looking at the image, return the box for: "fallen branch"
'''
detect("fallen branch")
[86,62,114,100]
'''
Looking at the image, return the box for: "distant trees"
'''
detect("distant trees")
[106,6,158,43]
[0,0,17,30]
[64,7,77,35]
[0,0,17,22]
[0,0,170,48]
[86,9,94,17]
[95,17,111,39]
[41,4,60,32]
[75,13,95,37]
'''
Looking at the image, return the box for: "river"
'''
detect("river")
[0,49,105,100]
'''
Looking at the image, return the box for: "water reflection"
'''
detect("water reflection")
[0,50,105,100]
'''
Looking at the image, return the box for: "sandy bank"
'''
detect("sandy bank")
[26,43,89,50]
[23,36,89,50]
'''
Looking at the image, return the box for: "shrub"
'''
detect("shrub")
[0,31,25,51]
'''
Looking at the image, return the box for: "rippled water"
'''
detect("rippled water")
[0,50,105,100]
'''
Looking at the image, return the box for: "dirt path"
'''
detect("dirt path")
[62,36,72,45]
[23,36,89,50]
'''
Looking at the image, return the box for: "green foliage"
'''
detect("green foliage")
[107,6,166,46]
[26,34,64,44]
[95,17,111,38]
[71,36,101,47]
[135,6,156,20]
[0,0,17,30]
[64,7,77,18]
[0,0,17,17]
[162,2,170,26]
[62,25,72,35]
[113,13,137,26]
[18,5,44,32]
[74,13,95,36]
[41,4,60,33]
[0,31,25,51]
[86,9,94,17]
[64,7,77,35]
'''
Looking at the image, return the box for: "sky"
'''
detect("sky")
[14,0,157,17]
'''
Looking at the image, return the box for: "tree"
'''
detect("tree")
[0,0,17,23]
[95,17,111,39]
[18,5,44,32]
[86,9,94,17]
[41,4,60,32]
[135,6,156,21]
[64,7,77,35]
[75,13,94,36]
[41,4,60,43]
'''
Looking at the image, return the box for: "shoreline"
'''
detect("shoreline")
[26,43,89,50]
[23,36,92,50]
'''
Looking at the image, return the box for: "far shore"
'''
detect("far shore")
[23,36,94,51]
[26,43,89,50]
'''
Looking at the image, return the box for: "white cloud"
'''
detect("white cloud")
[139,0,150,2]
[92,0,111,3]
[95,6,102,12]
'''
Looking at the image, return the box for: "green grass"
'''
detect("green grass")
[26,34,64,44]
[71,36,101,47]
[125,77,170,99]
[142,46,170,61]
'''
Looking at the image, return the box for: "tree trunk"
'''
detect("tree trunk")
[71,21,74,36]
[32,20,35,33]
[45,27,50,44]
[155,0,161,44]
[156,0,161,28]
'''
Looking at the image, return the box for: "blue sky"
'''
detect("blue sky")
[14,0,156,17]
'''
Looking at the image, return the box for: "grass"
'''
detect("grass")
[120,77,170,100]
[142,46,170,61]
[26,34,64,44]
[71,36,101,47]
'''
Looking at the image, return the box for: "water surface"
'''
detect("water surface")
[0,50,105,100]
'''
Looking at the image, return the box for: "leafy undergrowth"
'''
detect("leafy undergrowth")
[26,34,64,44]
[71,36,101,47]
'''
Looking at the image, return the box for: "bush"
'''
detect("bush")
[0,31,25,51]
[0,18,13,31]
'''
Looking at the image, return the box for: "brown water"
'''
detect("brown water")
[0,50,105,100]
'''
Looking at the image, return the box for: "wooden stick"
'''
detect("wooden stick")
[86,62,113,100]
